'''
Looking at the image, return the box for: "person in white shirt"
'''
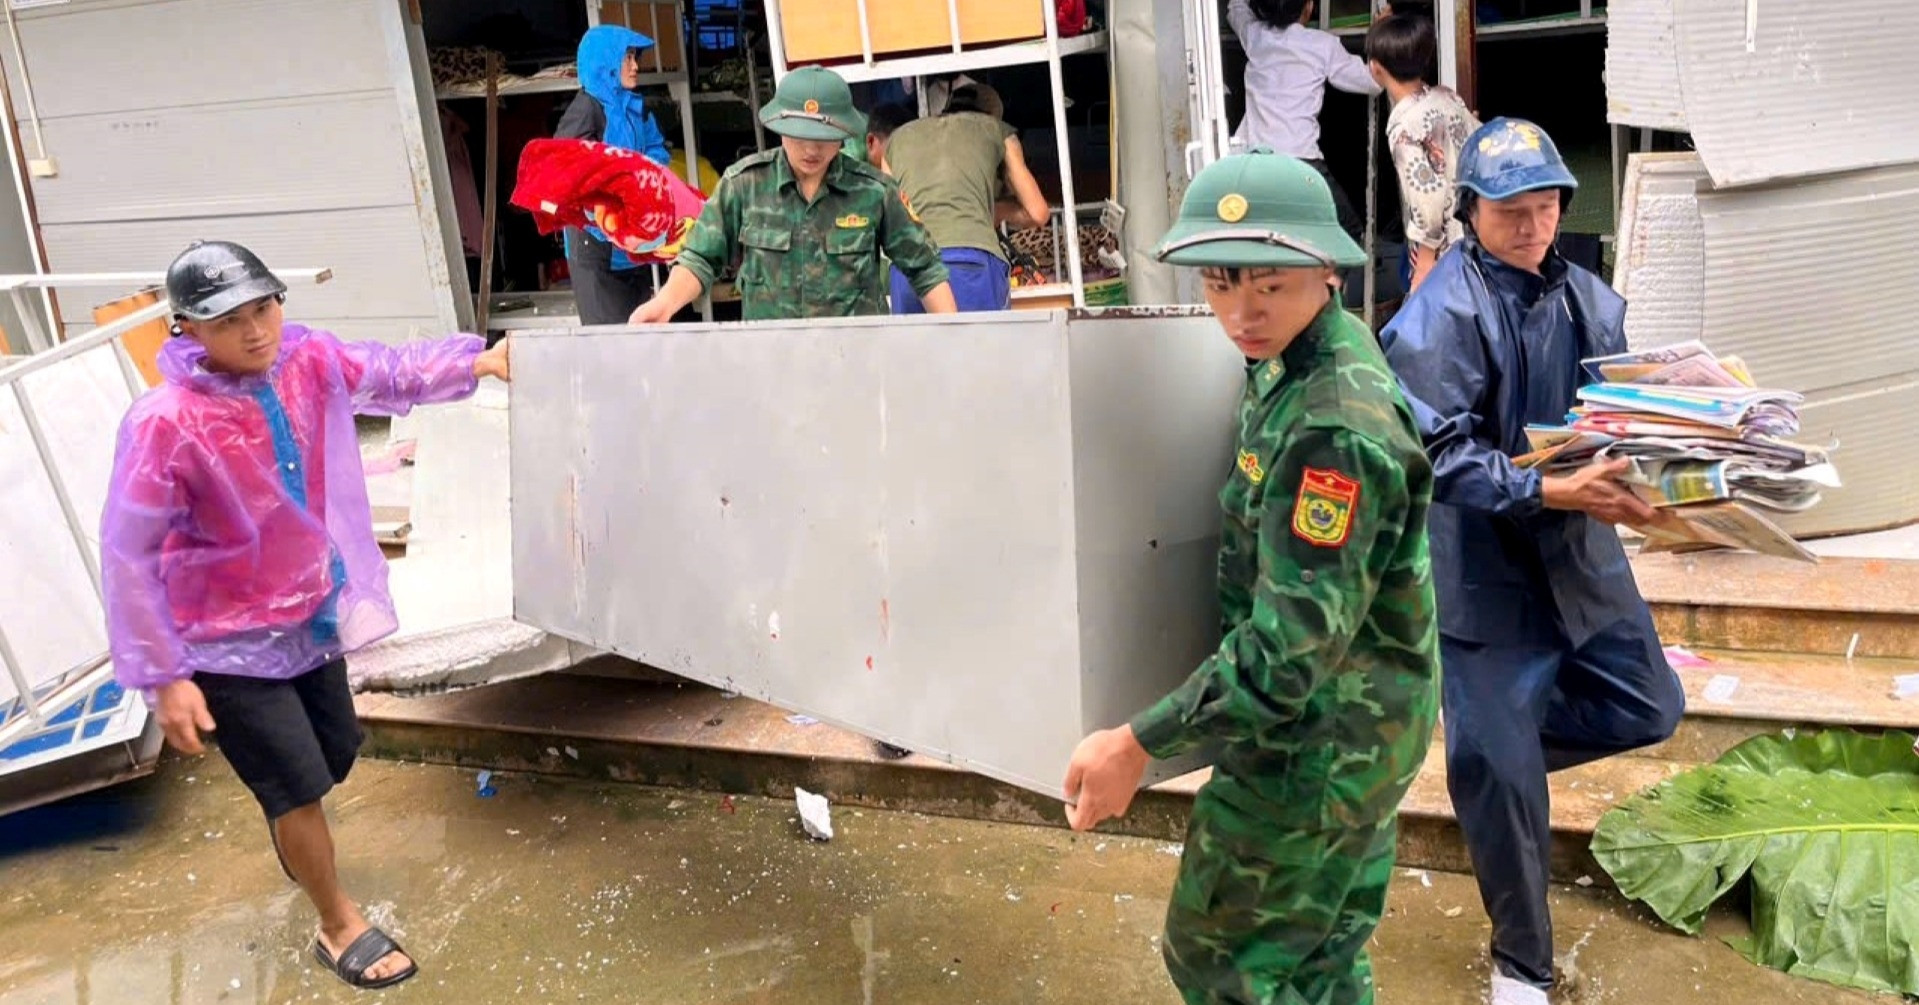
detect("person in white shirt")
[1228,0,1381,244]
[1367,11,1479,293]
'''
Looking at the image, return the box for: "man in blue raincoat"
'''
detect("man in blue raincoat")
[1378,117,1686,1005]
[556,24,673,324]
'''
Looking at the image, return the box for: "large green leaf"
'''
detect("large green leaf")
[1592,729,1919,995]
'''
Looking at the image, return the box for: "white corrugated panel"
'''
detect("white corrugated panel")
[1611,156,1919,535]
[1670,0,1919,187]
[3,0,459,343]
[1604,0,1686,130]
[1614,154,1708,349]
[1695,164,1919,393]
[1787,381,1919,537]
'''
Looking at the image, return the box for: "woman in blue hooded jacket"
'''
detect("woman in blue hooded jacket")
[556,24,673,324]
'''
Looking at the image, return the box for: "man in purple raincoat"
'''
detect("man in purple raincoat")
[99,240,510,991]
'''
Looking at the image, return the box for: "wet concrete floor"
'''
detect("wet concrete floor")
[0,756,1870,1005]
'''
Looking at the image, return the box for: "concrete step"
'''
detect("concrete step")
[353,673,1691,884]
[1650,647,1919,761]
[1634,552,1919,658]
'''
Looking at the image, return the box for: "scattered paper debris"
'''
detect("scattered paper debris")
[1398,869,1433,888]
[506,828,521,836]
[1575,875,1595,887]
[229,979,241,990]
[564,746,580,760]
[1893,674,1919,700]
[1781,727,1796,740]
[785,714,820,726]
[720,690,740,701]
[666,799,686,810]
[1158,843,1185,857]
[1661,644,1712,669]
[545,747,560,758]
[1094,842,1108,853]
[1846,632,1861,661]
[1701,674,1741,703]
[1114,894,1134,903]
[476,770,496,798]
[796,787,834,840]
[1005,888,1023,902]
[1443,906,1464,918]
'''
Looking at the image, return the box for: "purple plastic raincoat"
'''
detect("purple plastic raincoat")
[100,325,483,698]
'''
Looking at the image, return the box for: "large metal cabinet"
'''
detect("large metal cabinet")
[510,309,1243,797]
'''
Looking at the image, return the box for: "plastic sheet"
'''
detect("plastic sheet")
[100,326,481,695]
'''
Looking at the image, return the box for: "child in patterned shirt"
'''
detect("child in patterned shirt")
[1367,12,1480,293]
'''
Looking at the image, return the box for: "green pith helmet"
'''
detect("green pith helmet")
[760,65,866,141]
[1153,150,1367,268]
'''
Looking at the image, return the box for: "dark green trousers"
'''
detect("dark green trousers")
[1161,782,1399,1005]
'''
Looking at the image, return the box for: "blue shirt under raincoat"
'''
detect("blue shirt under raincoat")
[1379,236,1648,649]
[564,24,670,269]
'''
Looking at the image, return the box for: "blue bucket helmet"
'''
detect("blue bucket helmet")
[1455,117,1576,220]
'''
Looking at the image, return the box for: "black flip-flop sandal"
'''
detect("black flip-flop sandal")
[312,927,418,990]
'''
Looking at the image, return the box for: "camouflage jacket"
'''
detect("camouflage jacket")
[674,150,949,320]
[1130,300,1441,829]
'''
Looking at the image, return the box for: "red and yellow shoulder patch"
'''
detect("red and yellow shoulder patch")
[1292,467,1360,548]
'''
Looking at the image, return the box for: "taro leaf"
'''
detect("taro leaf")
[1591,729,1919,995]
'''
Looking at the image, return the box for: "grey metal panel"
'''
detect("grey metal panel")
[512,311,1244,797]
[1603,0,1686,130]
[45,209,443,326]
[1065,309,1240,743]
[2,0,394,120]
[27,94,418,225]
[1670,0,1919,187]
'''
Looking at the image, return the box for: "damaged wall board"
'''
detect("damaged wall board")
[1604,0,1686,131]
[1605,0,1919,186]
[1613,153,1708,350]
[509,309,1241,799]
[1613,153,1919,536]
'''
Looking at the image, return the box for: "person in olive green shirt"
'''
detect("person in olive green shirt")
[1062,150,1440,1005]
[628,66,956,323]
[881,83,1050,313]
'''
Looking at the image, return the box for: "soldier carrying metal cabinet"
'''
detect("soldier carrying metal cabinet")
[1061,149,1442,1005]
[627,65,959,323]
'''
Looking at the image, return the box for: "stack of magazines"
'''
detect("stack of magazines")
[1515,341,1838,563]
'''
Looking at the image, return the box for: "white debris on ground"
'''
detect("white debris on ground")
[796,787,834,841]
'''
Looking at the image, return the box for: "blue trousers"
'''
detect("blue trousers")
[891,247,1010,313]
[1441,607,1684,989]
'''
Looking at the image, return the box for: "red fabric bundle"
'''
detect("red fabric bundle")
[510,138,703,261]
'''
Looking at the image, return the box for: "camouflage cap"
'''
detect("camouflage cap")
[760,66,866,141]
[1154,150,1367,269]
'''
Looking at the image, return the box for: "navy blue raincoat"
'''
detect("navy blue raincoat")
[1379,236,1646,648]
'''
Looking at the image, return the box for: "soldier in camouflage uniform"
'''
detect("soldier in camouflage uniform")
[628,66,956,323]
[1062,150,1441,1005]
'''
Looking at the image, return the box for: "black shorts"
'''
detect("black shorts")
[196,659,363,820]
